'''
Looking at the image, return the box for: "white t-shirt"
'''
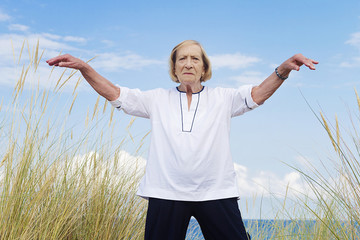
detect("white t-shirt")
[110,85,259,201]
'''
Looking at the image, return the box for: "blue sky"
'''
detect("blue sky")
[1,0,360,218]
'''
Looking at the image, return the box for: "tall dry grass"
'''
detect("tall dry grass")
[0,41,147,239]
[238,90,360,239]
[285,91,360,240]
[225,91,360,239]
[4,40,360,240]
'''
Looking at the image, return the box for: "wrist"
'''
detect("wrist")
[79,61,92,73]
[275,66,290,80]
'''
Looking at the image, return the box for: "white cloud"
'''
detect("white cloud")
[41,33,62,40]
[345,32,360,50]
[0,33,85,89]
[63,36,87,43]
[0,10,10,22]
[92,52,165,71]
[230,71,265,85]
[0,33,79,62]
[210,53,261,70]
[101,39,115,47]
[61,150,146,186]
[61,151,311,199]
[340,57,360,68]
[0,66,18,86]
[0,32,159,89]
[8,24,29,32]
[0,150,146,193]
[234,163,311,198]
[341,32,360,67]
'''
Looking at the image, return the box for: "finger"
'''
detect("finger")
[57,62,71,67]
[291,61,303,71]
[289,54,318,71]
[296,55,317,70]
[46,57,64,66]
[46,54,70,65]
[306,59,319,65]
[312,60,319,64]
[305,59,319,70]
[303,63,315,70]
[58,62,74,68]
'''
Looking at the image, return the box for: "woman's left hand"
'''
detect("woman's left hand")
[251,54,318,105]
[278,54,319,77]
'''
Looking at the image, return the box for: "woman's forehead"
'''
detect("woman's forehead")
[177,44,202,56]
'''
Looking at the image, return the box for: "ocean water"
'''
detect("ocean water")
[185,218,318,240]
[185,217,360,239]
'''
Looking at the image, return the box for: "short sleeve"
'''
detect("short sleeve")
[109,86,153,119]
[230,85,259,117]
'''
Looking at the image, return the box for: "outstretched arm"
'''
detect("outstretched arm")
[251,54,318,105]
[46,54,120,101]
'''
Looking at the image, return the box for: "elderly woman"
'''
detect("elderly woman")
[47,40,318,240]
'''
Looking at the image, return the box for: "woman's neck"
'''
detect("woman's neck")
[178,83,203,110]
[178,83,203,94]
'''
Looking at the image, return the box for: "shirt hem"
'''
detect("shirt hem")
[136,188,240,202]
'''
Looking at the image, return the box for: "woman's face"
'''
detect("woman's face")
[174,44,205,86]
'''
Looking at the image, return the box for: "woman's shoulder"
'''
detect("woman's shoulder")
[206,86,235,94]
[206,85,254,101]
[140,87,178,100]
[139,87,171,94]
[208,85,253,93]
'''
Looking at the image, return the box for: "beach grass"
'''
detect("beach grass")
[288,94,360,240]
[2,40,360,240]
[0,41,147,239]
[241,92,360,240]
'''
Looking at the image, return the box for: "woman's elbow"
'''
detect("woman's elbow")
[251,86,265,105]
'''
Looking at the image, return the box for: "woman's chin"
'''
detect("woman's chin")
[179,78,200,86]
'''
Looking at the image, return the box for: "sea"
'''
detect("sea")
[184,218,339,240]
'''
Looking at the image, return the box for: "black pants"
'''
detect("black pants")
[144,197,251,240]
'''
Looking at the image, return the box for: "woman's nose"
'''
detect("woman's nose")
[184,59,192,68]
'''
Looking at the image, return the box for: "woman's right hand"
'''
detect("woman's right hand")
[47,54,120,101]
[46,54,86,70]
